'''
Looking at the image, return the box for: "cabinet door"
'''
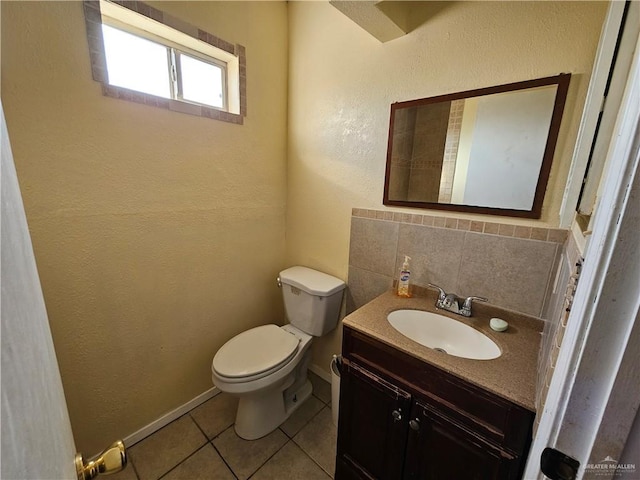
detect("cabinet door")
[404,401,520,480]
[336,361,411,480]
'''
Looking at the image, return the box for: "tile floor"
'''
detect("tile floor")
[112,372,336,480]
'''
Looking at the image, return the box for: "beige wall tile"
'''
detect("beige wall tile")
[348,218,399,276]
[484,222,500,235]
[531,227,549,241]
[422,215,434,226]
[433,217,446,228]
[456,233,558,316]
[514,226,532,239]
[396,224,465,292]
[346,266,393,313]
[457,219,471,231]
[498,224,515,237]
[470,220,484,232]
[548,229,569,243]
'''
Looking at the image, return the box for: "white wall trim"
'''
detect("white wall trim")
[120,387,219,451]
[118,364,334,456]
[558,1,626,227]
[309,362,332,383]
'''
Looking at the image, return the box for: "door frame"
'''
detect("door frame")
[524,28,640,479]
[558,1,626,227]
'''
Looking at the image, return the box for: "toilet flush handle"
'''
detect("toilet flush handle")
[276,276,282,288]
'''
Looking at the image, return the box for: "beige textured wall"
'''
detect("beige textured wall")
[1,1,288,454]
[286,1,607,373]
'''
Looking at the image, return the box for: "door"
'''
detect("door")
[336,361,411,480]
[404,401,520,480]
[1,102,77,479]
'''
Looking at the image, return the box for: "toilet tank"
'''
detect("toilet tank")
[279,266,345,336]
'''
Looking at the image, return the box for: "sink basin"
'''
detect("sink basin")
[387,309,501,360]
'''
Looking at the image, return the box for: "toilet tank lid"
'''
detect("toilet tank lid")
[279,266,345,297]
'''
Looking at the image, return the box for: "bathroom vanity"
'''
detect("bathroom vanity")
[335,291,541,479]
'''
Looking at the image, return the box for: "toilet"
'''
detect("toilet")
[211,266,345,440]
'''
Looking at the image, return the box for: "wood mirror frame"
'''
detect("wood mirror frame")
[383,74,571,218]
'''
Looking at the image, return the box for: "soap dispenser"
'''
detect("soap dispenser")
[397,255,412,298]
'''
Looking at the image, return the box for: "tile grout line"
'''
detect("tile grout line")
[288,437,334,480]
[295,439,335,479]
[291,405,336,478]
[136,383,334,480]
[209,439,239,480]
[156,443,212,480]
[246,438,294,479]
[128,412,207,480]
[126,454,142,480]
[155,413,210,479]
[203,423,239,480]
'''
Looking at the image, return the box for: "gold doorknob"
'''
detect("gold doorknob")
[75,440,127,480]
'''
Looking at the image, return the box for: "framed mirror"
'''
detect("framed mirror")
[383,74,571,218]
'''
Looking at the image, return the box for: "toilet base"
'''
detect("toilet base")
[234,378,312,440]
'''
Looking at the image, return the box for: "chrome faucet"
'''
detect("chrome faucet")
[427,283,487,317]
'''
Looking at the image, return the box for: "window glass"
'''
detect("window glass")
[102,24,171,99]
[179,54,224,109]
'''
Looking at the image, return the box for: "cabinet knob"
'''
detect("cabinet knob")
[409,418,420,431]
[391,409,402,421]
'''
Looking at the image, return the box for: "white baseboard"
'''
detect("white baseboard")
[309,362,332,383]
[119,364,333,452]
[122,386,219,448]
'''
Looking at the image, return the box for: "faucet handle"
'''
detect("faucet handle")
[463,296,488,309]
[427,283,446,299]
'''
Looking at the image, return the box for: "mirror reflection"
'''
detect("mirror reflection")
[384,74,570,218]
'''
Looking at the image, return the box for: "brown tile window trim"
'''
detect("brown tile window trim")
[351,208,568,244]
[83,0,247,124]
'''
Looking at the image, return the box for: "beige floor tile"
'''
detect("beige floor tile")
[190,393,238,440]
[293,407,336,477]
[251,441,331,480]
[107,462,139,480]
[280,395,324,438]
[129,415,207,480]
[309,371,332,404]
[162,444,234,480]
[212,426,288,480]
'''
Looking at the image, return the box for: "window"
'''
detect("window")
[101,24,225,109]
[102,25,173,100]
[83,0,246,124]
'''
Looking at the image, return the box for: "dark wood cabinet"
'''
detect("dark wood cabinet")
[336,326,534,480]
[336,362,410,479]
[404,400,520,480]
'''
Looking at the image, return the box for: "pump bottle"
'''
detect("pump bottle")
[397,255,412,297]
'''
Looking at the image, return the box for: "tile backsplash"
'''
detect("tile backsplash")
[535,230,583,427]
[347,208,566,318]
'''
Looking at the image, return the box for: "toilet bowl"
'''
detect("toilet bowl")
[211,266,345,440]
[212,324,313,439]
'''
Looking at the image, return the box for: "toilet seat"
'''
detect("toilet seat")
[213,324,299,380]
